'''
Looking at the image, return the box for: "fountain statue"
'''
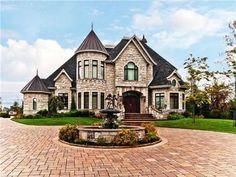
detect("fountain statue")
[100,94,121,129]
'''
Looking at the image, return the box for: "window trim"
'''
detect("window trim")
[92,92,98,109]
[101,62,104,79]
[58,93,69,110]
[33,98,37,110]
[124,62,138,81]
[155,93,165,110]
[84,92,89,109]
[84,60,89,79]
[92,60,98,79]
[78,61,82,79]
[170,93,179,109]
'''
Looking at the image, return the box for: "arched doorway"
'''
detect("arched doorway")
[123,91,141,113]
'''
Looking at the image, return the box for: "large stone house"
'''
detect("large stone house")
[21,29,186,118]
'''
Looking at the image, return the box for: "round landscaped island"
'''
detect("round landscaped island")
[77,125,145,143]
[58,94,161,148]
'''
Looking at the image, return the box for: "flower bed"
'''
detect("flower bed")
[58,123,161,147]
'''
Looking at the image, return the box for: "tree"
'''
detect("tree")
[225,20,236,98]
[205,81,231,112]
[48,96,64,114]
[10,101,22,115]
[71,95,76,111]
[184,54,212,123]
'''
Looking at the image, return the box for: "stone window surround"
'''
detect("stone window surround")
[32,98,37,110]
[152,90,185,111]
[78,91,105,110]
[77,59,106,80]
[122,60,139,81]
[124,61,138,81]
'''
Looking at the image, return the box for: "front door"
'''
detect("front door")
[123,92,140,113]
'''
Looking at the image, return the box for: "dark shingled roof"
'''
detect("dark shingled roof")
[21,75,50,94]
[38,35,184,89]
[43,54,77,88]
[75,30,108,55]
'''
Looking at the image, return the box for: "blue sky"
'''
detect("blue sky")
[0,0,236,107]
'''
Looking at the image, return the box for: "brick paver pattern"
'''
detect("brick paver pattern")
[0,118,236,177]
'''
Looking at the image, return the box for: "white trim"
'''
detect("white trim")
[53,69,73,82]
[112,35,157,65]
[75,49,108,55]
[167,69,182,80]
[149,85,171,89]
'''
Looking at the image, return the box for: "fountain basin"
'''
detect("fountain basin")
[78,125,145,143]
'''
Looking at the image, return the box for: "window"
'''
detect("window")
[101,62,104,79]
[170,93,179,109]
[182,93,185,110]
[155,93,164,110]
[84,60,89,78]
[124,62,138,81]
[78,61,82,79]
[92,92,98,109]
[92,60,98,78]
[33,98,37,110]
[78,92,81,109]
[58,93,68,109]
[84,92,89,109]
[172,79,177,87]
[101,92,105,109]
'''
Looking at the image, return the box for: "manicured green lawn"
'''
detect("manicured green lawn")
[12,117,102,126]
[155,118,236,134]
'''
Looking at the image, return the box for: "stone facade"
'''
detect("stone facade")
[55,73,72,111]
[23,93,49,115]
[22,32,186,116]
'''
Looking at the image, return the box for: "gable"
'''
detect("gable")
[111,36,156,65]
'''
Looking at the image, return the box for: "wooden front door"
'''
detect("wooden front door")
[123,93,140,113]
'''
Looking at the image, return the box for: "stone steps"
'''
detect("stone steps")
[122,113,156,126]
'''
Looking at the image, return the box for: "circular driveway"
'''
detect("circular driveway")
[0,118,236,177]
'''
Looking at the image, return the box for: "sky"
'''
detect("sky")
[0,0,236,107]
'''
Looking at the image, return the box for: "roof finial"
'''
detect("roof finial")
[36,69,38,76]
[91,22,93,30]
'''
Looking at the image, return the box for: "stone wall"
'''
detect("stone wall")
[76,52,114,110]
[114,40,153,113]
[54,73,72,110]
[23,93,49,115]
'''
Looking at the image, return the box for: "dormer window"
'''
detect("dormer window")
[124,62,138,81]
[172,79,177,87]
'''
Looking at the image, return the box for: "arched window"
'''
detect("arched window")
[33,98,37,110]
[124,62,138,81]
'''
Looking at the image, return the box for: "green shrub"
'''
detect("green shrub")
[59,124,79,142]
[141,123,159,143]
[112,129,138,146]
[0,113,10,118]
[220,111,231,119]
[195,115,204,119]
[182,111,191,118]
[143,132,160,143]
[167,113,185,120]
[37,109,49,117]
[209,109,221,118]
[96,137,107,145]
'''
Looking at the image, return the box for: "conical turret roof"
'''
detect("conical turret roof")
[21,74,50,94]
[75,30,108,55]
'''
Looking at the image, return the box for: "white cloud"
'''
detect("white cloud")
[132,2,236,48]
[0,39,74,82]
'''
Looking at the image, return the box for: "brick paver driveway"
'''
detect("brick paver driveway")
[0,118,236,177]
